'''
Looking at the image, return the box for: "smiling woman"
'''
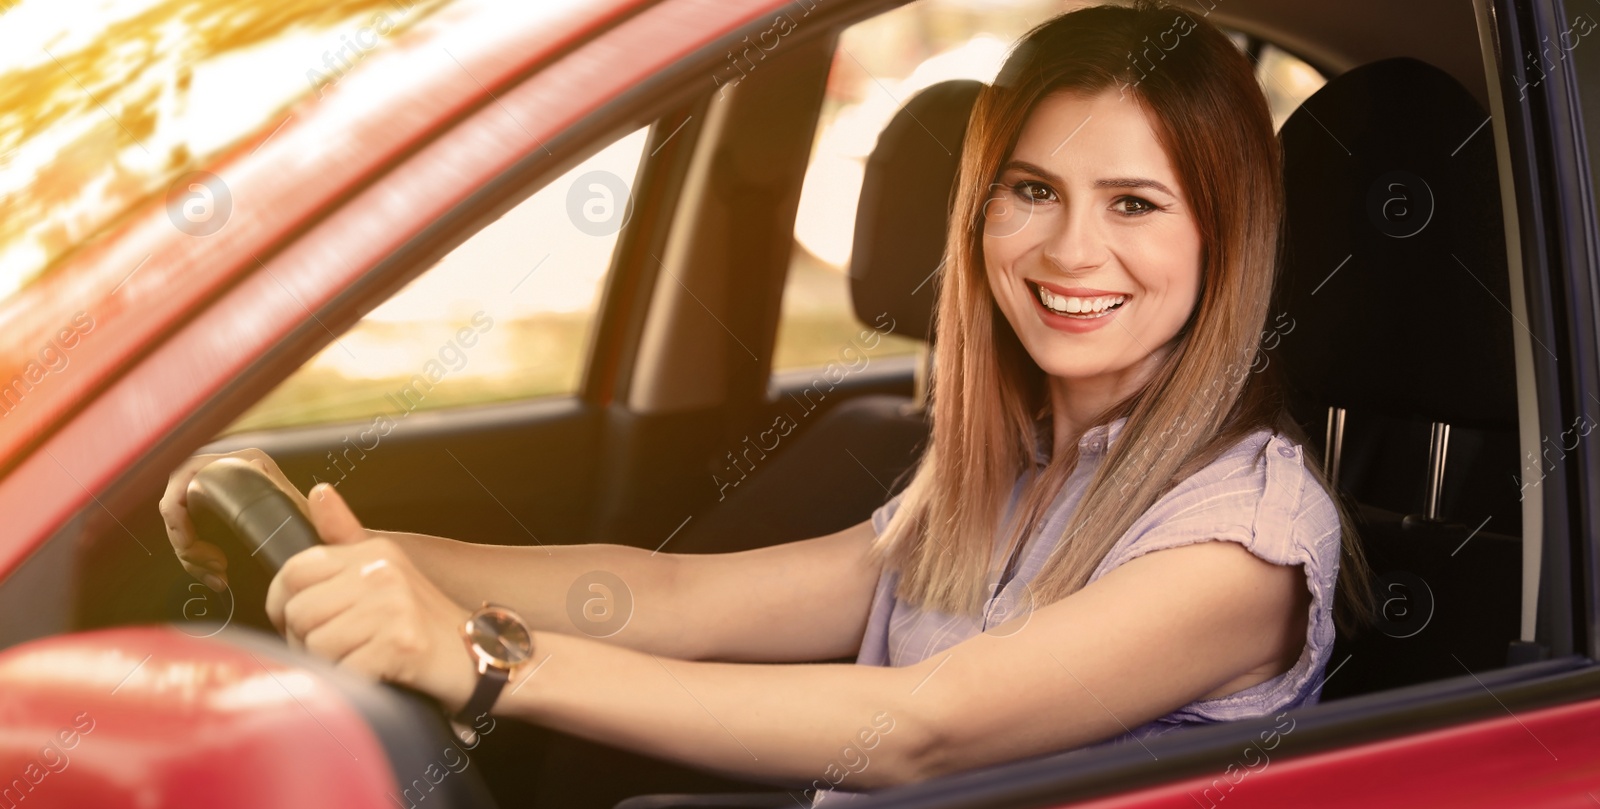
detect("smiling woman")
[872,0,1375,631]
[845,1,1377,793]
[158,2,1375,807]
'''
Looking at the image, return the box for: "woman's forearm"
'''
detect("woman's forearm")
[374,521,883,665]
[499,629,937,793]
[374,530,700,658]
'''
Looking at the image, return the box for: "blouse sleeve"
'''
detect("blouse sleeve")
[1089,430,1344,719]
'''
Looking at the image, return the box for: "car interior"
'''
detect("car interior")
[36,0,1546,807]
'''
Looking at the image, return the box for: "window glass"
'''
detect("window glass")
[1256,43,1326,130]
[224,126,649,434]
[774,1,1323,374]
[776,0,1038,372]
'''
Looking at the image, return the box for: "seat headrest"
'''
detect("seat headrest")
[1274,57,1516,429]
[850,79,984,342]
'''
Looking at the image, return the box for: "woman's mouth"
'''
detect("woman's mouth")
[1029,282,1129,319]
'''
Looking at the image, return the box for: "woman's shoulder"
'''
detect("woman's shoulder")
[1093,427,1346,725]
[1094,427,1340,577]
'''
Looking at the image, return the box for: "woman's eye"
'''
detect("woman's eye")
[1012,180,1056,203]
[1114,195,1157,215]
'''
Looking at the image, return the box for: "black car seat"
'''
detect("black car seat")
[1269,57,1525,698]
[667,80,984,556]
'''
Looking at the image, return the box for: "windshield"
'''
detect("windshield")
[0,0,455,303]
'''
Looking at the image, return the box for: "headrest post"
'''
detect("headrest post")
[1424,421,1451,520]
[1324,406,1346,482]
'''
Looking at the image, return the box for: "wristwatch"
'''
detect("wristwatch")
[455,602,535,725]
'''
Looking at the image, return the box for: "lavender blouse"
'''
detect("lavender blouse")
[811,417,1342,805]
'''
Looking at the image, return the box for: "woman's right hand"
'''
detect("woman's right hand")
[158,448,312,592]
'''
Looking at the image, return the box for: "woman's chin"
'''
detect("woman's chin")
[1032,359,1122,384]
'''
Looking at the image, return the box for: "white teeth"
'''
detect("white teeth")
[1034,286,1127,318]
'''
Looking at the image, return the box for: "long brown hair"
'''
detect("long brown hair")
[870,1,1375,637]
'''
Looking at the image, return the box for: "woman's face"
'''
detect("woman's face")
[983,88,1203,393]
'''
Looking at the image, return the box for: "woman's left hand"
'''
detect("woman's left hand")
[265,483,475,714]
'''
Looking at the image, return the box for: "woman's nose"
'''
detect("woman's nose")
[1041,205,1108,274]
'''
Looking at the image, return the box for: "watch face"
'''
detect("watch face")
[466,606,534,667]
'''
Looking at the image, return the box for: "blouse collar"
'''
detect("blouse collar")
[1032,416,1131,466]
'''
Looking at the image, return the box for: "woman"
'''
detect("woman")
[161,2,1373,804]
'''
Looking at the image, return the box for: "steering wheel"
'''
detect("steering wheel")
[185,457,323,576]
[179,463,499,807]
[183,458,468,717]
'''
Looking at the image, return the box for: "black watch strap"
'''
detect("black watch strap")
[454,665,509,725]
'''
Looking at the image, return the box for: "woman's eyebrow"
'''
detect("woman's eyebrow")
[1002,159,1177,198]
[1094,177,1178,197]
[1001,159,1062,184]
